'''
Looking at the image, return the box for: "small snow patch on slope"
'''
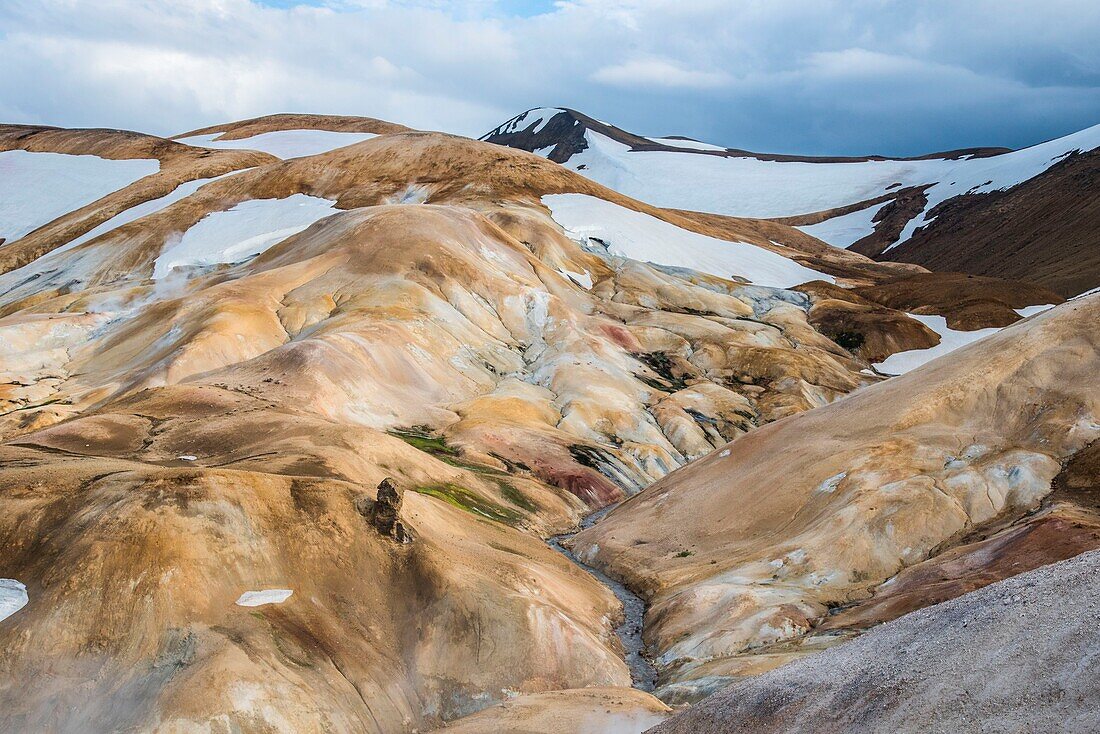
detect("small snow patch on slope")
[871,309,1054,374]
[0,579,28,622]
[543,194,830,289]
[796,201,890,249]
[0,150,160,242]
[235,589,293,607]
[558,267,594,289]
[177,130,377,159]
[154,194,339,278]
[875,315,998,374]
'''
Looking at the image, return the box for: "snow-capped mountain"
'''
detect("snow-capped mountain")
[484,108,1100,296]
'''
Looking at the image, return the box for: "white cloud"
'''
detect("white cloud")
[592,58,729,89]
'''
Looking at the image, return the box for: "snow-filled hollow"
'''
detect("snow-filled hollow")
[235,589,293,607]
[0,150,160,243]
[874,305,1054,375]
[177,130,378,159]
[795,201,890,249]
[0,579,28,622]
[543,193,830,289]
[153,194,340,279]
[559,124,1100,252]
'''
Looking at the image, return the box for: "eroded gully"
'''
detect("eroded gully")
[548,503,659,691]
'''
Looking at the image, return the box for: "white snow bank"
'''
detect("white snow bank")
[563,130,922,218]
[795,201,889,249]
[647,137,727,152]
[236,589,293,607]
[178,130,377,159]
[1015,304,1056,318]
[560,124,1100,249]
[49,169,249,260]
[153,194,339,278]
[0,579,28,622]
[874,315,1000,374]
[488,107,562,137]
[889,124,1100,248]
[0,150,159,242]
[876,305,1057,375]
[543,194,830,289]
[558,267,593,289]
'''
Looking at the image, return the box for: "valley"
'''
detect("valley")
[0,108,1096,733]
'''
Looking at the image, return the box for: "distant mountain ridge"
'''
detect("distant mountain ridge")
[483,107,1100,296]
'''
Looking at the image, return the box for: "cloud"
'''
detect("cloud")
[592,58,729,89]
[0,0,1097,155]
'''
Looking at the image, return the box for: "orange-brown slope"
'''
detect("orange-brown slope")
[572,295,1100,698]
[175,112,413,140]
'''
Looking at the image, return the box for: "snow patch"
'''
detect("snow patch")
[386,183,430,205]
[558,124,1100,253]
[796,201,890,248]
[647,136,727,152]
[489,107,563,137]
[558,267,593,289]
[153,194,340,278]
[51,169,250,259]
[177,130,377,159]
[0,579,28,622]
[874,314,999,374]
[0,150,160,242]
[1015,304,1056,318]
[815,471,847,494]
[235,589,293,607]
[543,193,830,289]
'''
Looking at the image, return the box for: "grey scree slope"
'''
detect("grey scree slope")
[649,549,1100,734]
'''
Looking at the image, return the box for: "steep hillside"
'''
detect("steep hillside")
[573,295,1100,701]
[884,149,1100,297]
[650,549,1100,734]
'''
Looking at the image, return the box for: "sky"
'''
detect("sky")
[1,0,1098,156]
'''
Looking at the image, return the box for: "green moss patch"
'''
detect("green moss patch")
[414,483,523,525]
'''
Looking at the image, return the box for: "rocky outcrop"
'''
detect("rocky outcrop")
[356,478,411,542]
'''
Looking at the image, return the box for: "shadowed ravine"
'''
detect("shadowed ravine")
[548,504,659,691]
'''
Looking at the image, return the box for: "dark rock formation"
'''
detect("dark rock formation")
[356,478,411,543]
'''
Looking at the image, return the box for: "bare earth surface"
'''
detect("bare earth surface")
[1,110,1097,733]
[649,549,1100,734]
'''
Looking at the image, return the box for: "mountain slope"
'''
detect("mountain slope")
[572,294,1100,700]
[649,549,1100,734]
[883,149,1100,297]
[0,117,922,731]
[484,108,1100,296]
